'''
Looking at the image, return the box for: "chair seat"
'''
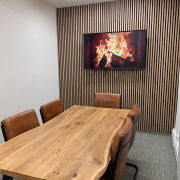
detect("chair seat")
[1,109,40,141]
[40,99,64,123]
[99,118,132,180]
[94,93,121,109]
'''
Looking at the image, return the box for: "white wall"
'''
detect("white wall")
[176,71,180,137]
[0,0,59,144]
[173,70,180,161]
[173,70,180,179]
[172,68,180,180]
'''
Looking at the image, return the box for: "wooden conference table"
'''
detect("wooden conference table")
[0,105,131,180]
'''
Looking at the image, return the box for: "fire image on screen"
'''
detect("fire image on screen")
[84,30,146,69]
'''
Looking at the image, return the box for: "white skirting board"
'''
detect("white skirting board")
[177,131,180,180]
[178,156,180,180]
[172,128,179,162]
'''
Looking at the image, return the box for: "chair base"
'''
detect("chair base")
[126,163,138,180]
[2,175,13,180]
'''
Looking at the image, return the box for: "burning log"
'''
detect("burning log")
[110,53,132,68]
[99,55,107,68]
[111,53,132,62]
[112,53,126,62]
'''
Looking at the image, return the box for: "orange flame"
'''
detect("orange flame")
[94,33,133,68]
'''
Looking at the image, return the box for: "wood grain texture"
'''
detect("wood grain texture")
[57,0,180,134]
[0,106,131,180]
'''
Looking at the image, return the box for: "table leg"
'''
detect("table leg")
[2,175,13,180]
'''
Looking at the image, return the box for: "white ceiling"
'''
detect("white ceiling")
[41,0,116,8]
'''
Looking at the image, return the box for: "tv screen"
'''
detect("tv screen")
[84,30,147,69]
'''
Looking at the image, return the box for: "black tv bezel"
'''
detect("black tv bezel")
[83,29,147,70]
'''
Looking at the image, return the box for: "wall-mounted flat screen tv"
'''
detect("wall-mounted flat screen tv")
[84,30,147,69]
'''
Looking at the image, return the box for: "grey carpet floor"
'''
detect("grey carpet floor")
[0,131,177,180]
[121,131,177,180]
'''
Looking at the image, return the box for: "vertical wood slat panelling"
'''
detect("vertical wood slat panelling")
[57,0,180,134]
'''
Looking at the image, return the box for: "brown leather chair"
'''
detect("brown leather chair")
[40,99,64,124]
[128,105,140,150]
[1,109,40,141]
[94,93,121,109]
[100,117,133,180]
[126,104,140,179]
[1,109,40,180]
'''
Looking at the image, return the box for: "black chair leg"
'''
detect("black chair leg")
[126,163,138,180]
[2,175,13,180]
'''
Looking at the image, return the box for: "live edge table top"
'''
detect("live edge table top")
[0,105,131,180]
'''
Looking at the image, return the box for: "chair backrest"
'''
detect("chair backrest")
[94,93,121,109]
[110,117,132,180]
[40,99,64,123]
[1,109,40,141]
[127,105,140,150]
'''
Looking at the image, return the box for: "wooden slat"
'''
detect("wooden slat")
[57,0,180,134]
